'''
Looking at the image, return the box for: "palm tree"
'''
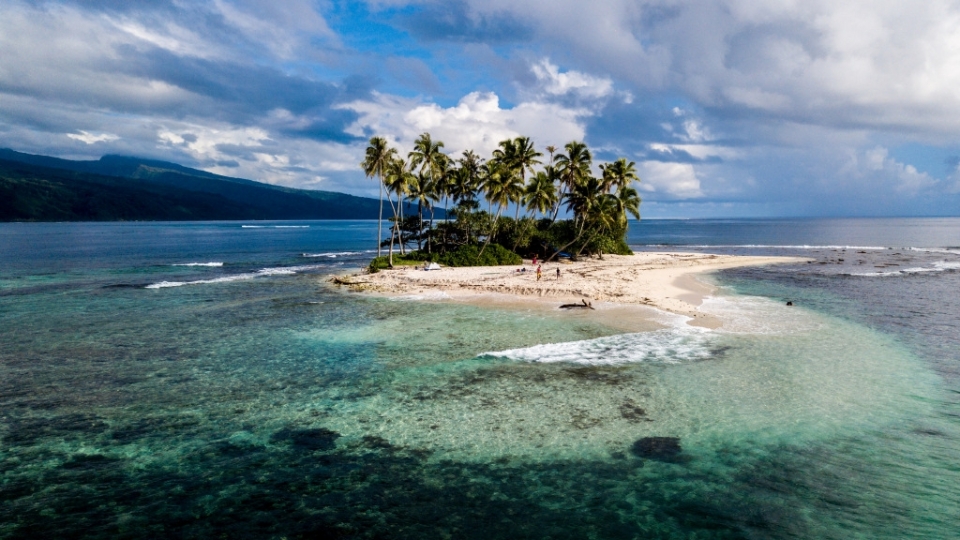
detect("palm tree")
[407,172,433,251]
[384,158,415,265]
[577,193,621,259]
[524,169,558,219]
[545,174,602,262]
[515,168,558,252]
[552,141,592,221]
[409,132,446,185]
[478,160,522,257]
[493,137,541,219]
[615,185,641,225]
[425,159,450,253]
[361,137,397,257]
[545,145,557,164]
[448,167,475,209]
[409,133,447,252]
[600,157,639,193]
[512,136,542,219]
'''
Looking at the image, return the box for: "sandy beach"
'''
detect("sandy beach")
[336,252,805,329]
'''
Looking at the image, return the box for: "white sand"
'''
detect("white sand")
[335,252,804,329]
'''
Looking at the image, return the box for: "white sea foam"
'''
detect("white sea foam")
[645,244,889,250]
[699,295,822,335]
[302,251,361,258]
[145,265,321,288]
[850,261,960,277]
[241,225,309,228]
[908,247,960,255]
[391,291,451,301]
[171,262,224,267]
[482,327,714,365]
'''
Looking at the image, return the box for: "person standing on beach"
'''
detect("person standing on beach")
[556,267,561,280]
[532,255,538,266]
[536,265,542,281]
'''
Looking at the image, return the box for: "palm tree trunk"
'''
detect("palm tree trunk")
[428,205,435,254]
[440,195,448,250]
[377,178,384,257]
[478,204,503,259]
[388,222,396,267]
[551,185,566,223]
[385,190,400,268]
[417,200,423,251]
[545,226,588,263]
[399,198,406,255]
[576,227,604,259]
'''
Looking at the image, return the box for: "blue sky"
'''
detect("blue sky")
[2,0,959,217]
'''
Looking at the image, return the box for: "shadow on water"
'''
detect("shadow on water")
[0,419,845,540]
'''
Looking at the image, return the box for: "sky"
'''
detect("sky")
[2,0,960,217]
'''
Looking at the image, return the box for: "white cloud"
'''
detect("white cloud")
[446,0,960,137]
[530,59,614,100]
[158,125,271,156]
[853,146,938,195]
[341,90,588,158]
[212,0,339,58]
[638,161,704,199]
[649,143,740,161]
[67,131,119,144]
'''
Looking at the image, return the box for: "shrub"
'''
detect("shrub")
[437,243,521,267]
[367,253,423,273]
[368,243,521,271]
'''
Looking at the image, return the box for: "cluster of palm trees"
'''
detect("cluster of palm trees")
[361,133,641,265]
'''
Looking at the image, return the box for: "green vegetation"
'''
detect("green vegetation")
[0,149,404,221]
[361,134,641,269]
[367,243,521,272]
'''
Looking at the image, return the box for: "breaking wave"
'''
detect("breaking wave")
[848,261,960,277]
[302,251,362,258]
[482,327,715,365]
[241,225,310,229]
[146,265,324,289]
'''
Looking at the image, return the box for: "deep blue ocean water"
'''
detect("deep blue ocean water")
[1,218,958,539]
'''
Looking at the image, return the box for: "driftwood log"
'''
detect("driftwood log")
[560,299,595,310]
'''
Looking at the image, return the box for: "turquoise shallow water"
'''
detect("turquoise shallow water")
[1,220,959,538]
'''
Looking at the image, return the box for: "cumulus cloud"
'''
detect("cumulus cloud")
[637,161,704,199]
[530,59,614,100]
[848,146,938,195]
[341,90,588,158]
[3,0,960,216]
[67,131,120,145]
[410,0,960,137]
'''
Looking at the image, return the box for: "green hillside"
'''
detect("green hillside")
[0,149,416,221]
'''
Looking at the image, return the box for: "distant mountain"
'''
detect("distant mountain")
[0,149,421,222]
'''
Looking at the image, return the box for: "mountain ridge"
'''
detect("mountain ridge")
[0,149,418,222]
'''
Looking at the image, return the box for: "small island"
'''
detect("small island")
[360,134,641,270]
[337,252,803,329]
[351,133,803,328]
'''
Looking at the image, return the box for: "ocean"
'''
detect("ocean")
[1,218,958,539]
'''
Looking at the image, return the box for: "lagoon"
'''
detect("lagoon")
[1,218,959,539]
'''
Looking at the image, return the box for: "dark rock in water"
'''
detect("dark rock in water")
[272,427,340,451]
[786,301,793,306]
[361,435,395,450]
[631,437,682,460]
[619,400,652,423]
[60,454,121,470]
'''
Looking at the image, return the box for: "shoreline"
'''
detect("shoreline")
[335,252,806,329]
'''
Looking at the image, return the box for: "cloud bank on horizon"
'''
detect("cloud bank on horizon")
[2,0,959,217]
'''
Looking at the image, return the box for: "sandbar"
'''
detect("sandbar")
[335,253,804,329]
